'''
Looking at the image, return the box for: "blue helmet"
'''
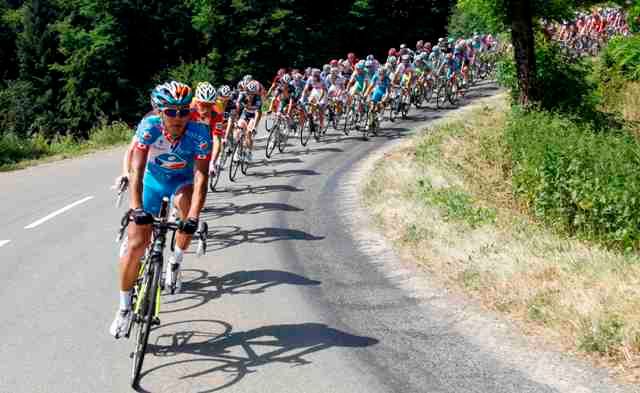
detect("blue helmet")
[151,81,193,110]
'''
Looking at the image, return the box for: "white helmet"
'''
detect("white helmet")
[194,82,217,103]
[247,80,260,94]
[282,73,292,83]
[218,85,232,97]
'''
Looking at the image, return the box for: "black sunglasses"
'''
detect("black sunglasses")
[163,107,191,118]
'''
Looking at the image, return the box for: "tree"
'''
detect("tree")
[507,0,536,105]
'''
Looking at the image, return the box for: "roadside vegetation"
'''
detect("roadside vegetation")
[0,121,131,171]
[366,1,640,381]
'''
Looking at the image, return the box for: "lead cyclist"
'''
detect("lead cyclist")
[110,81,212,338]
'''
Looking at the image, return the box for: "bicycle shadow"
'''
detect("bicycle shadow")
[200,202,304,220]
[204,225,324,252]
[220,184,305,197]
[136,321,379,393]
[249,168,321,179]
[162,269,321,313]
[280,146,343,157]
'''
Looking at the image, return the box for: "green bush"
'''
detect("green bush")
[0,133,50,166]
[628,4,640,33]
[87,120,132,147]
[599,35,640,81]
[497,36,598,117]
[506,108,640,250]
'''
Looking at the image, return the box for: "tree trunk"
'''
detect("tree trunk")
[507,0,536,106]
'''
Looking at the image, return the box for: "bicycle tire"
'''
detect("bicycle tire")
[265,124,278,159]
[264,111,276,133]
[342,109,352,135]
[209,148,226,192]
[300,118,312,146]
[229,135,244,182]
[447,82,458,106]
[436,84,447,109]
[277,123,289,153]
[240,144,250,176]
[130,261,159,387]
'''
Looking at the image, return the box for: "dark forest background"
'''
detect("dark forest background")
[0,0,454,138]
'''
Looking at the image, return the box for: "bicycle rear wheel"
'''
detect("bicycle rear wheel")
[130,261,159,387]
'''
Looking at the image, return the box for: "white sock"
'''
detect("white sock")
[119,290,132,311]
[173,246,184,265]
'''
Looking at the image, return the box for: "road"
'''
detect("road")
[0,82,632,393]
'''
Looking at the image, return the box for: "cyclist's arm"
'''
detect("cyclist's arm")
[188,158,209,219]
[121,136,136,177]
[129,145,149,210]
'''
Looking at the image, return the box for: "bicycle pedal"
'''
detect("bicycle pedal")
[152,317,161,326]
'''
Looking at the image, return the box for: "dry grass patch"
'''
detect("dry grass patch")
[364,95,640,382]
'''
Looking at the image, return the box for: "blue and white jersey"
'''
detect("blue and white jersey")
[135,115,212,182]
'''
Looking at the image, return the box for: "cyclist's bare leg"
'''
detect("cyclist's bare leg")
[173,185,194,250]
[210,135,222,173]
[119,224,152,291]
[247,116,257,150]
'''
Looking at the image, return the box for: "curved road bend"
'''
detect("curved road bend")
[0,82,631,392]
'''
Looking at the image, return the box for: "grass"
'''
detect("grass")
[0,120,132,171]
[363,94,640,383]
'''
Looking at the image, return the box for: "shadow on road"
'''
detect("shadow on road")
[162,269,321,313]
[250,168,321,179]
[203,225,324,252]
[200,202,303,220]
[218,184,305,197]
[136,321,378,393]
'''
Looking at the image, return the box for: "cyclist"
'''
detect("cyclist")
[211,85,236,171]
[190,82,221,176]
[110,81,212,338]
[266,68,287,113]
[346,61,370,113]
[364,67,391,130]
[235,80,262,163]
[301,68,328,131]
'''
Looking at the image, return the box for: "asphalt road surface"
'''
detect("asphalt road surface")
[0,82,632,393]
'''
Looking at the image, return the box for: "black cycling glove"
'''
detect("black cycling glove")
[131,208,153,225]
[178,217,199,235]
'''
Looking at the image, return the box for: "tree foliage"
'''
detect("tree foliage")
[0,0,454,139]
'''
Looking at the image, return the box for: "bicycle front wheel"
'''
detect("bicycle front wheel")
[265,124,279,159]
[300,118,312,146]
[229,135,245,182]
[130,261,159,387]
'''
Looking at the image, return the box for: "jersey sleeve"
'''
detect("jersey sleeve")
[191,123,213,161]
[134,116,161,150]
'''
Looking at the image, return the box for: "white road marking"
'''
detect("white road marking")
[24,196,95,229]
[0,240,10,248]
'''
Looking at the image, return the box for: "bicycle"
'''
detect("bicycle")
[116,198,208,387]
[265,111,291,159]
[209,127,236,192]
[228,121,255,181]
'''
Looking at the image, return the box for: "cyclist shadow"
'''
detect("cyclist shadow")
[204,225,325,252]
[138,321,379,393]
[162,268,321,313]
